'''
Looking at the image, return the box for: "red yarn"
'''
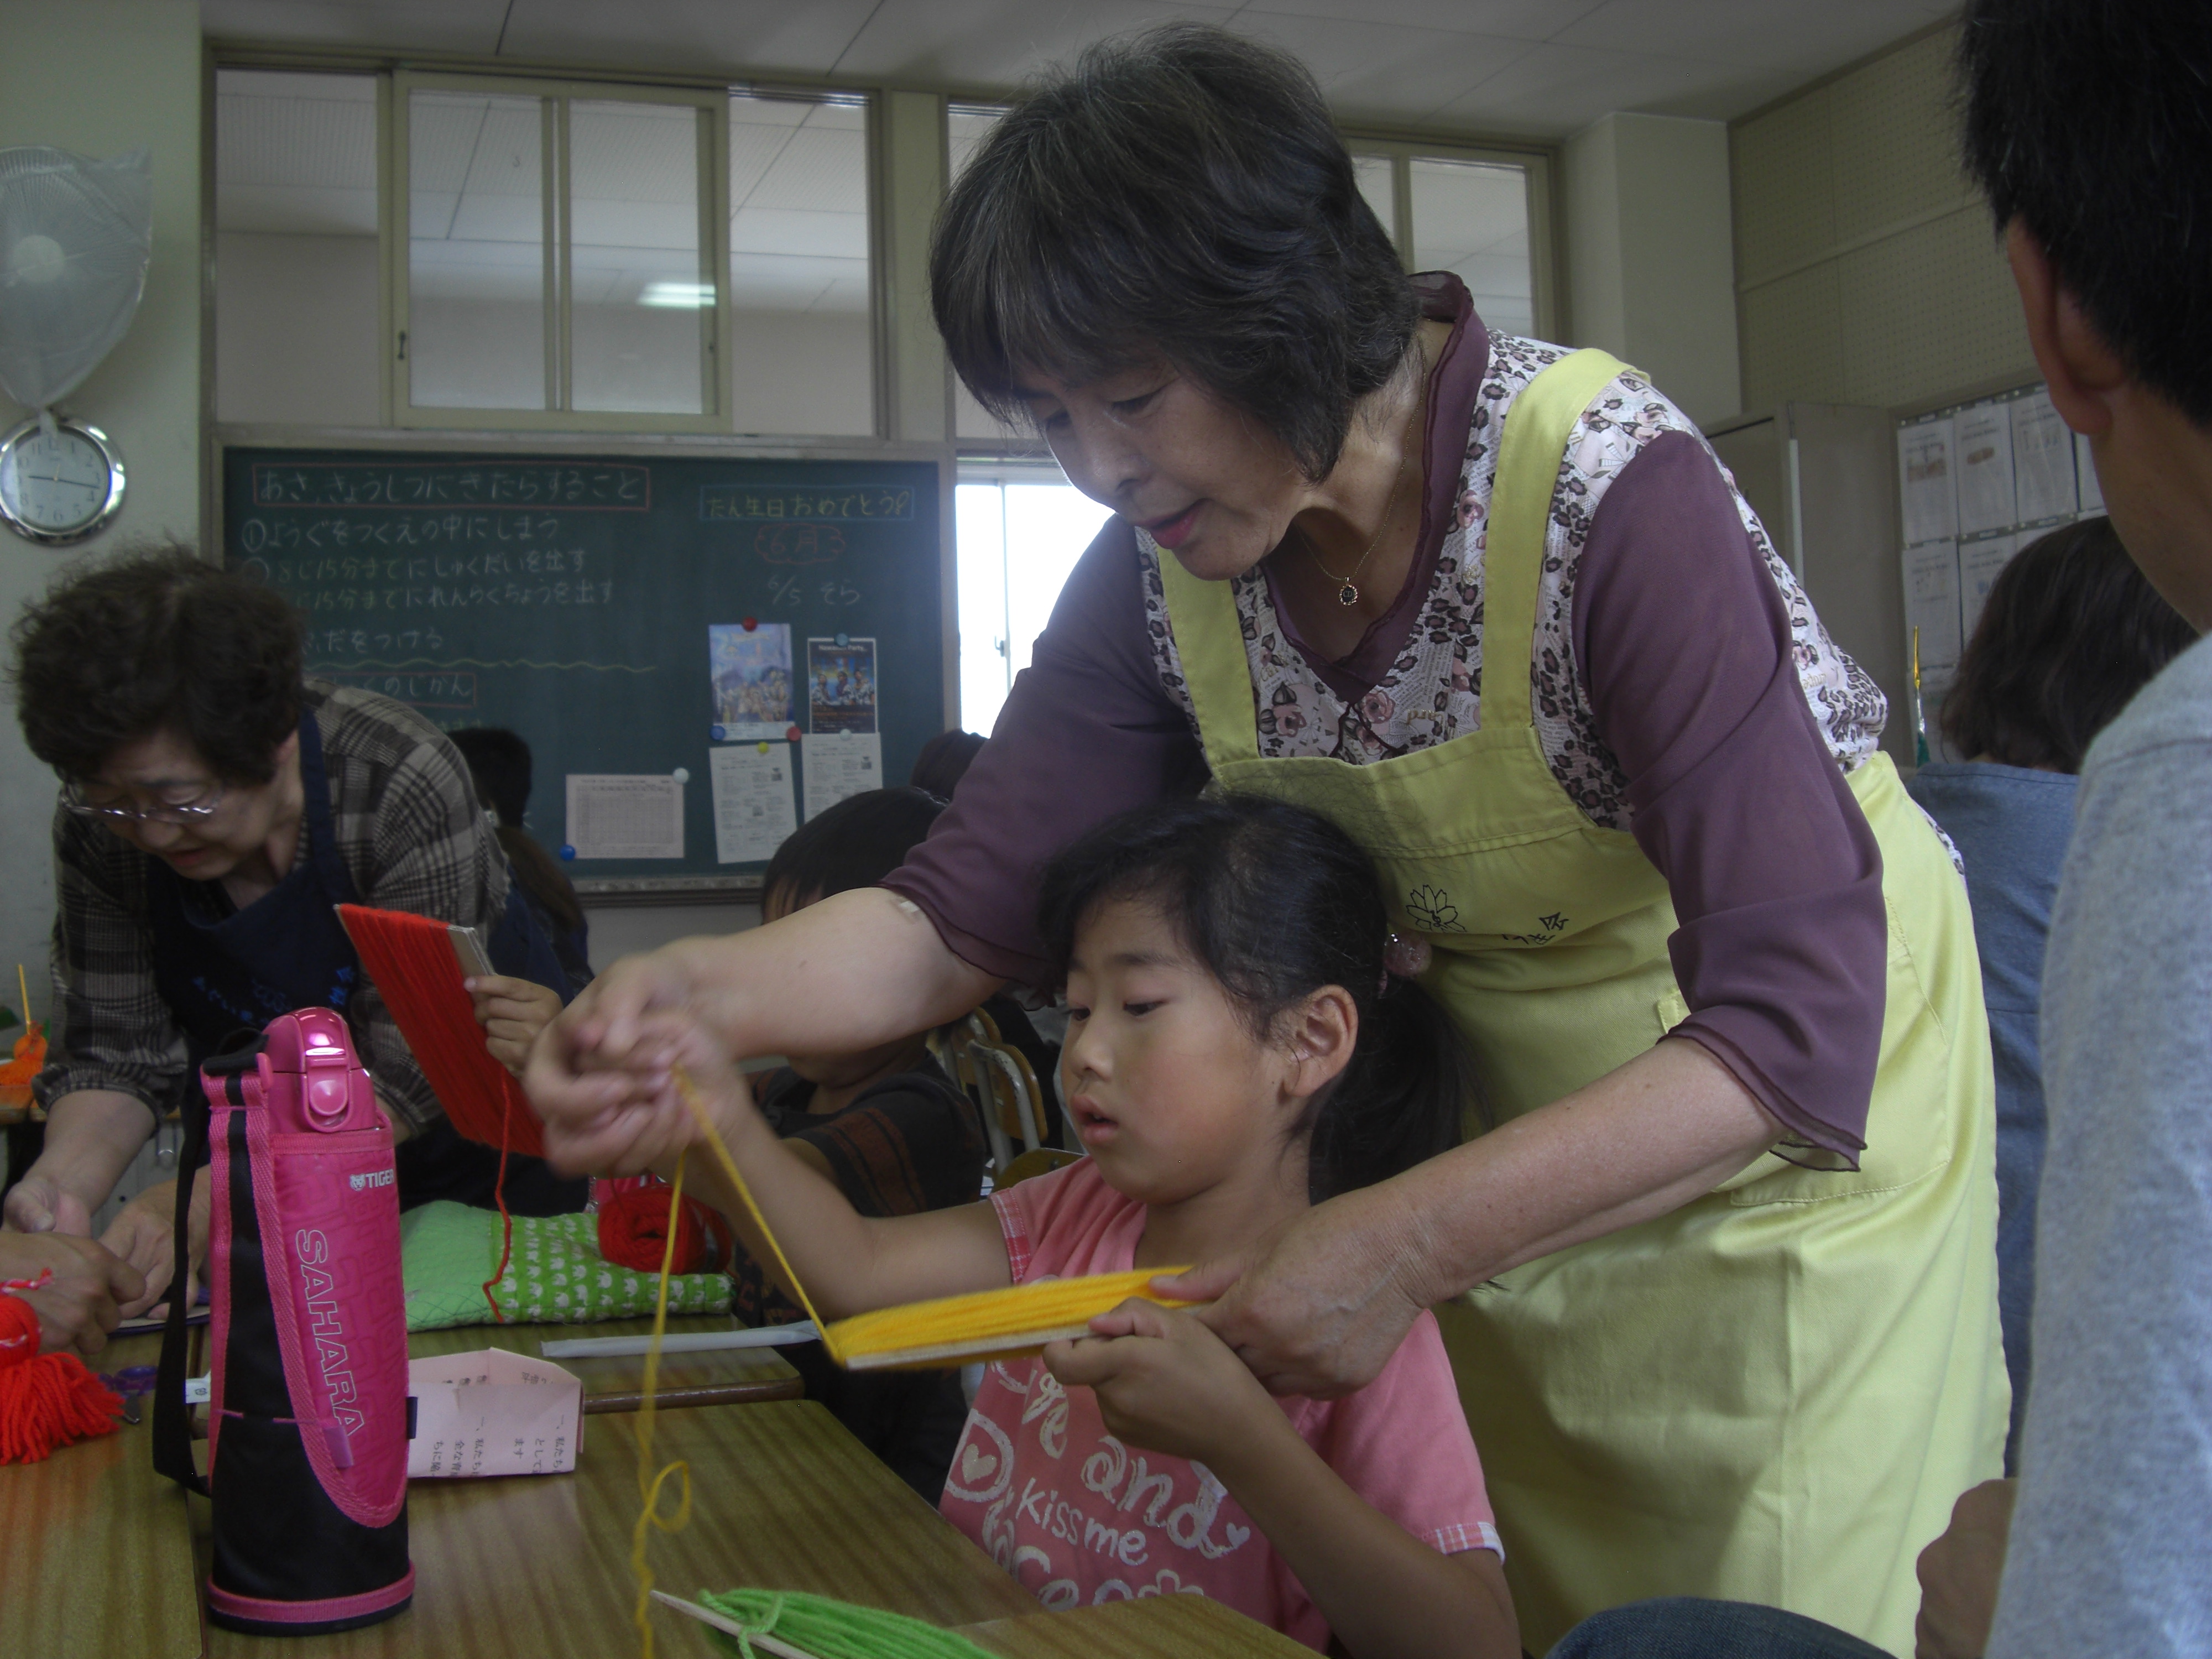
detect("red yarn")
[336,904,546,1156]
[0,1293,124,1463]
[596,1182,729,1275]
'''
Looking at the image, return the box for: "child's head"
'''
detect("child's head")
[1943,517,2196,773]
[763,786,944,921]
[1037,794,1469,1204]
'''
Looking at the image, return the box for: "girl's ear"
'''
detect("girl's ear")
[1281,984,1358,1100]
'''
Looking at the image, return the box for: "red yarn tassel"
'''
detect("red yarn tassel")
[0,1292,124,1464]
[336,904,545,1156]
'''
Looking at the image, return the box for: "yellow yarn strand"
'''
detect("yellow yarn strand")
[630,1152,695,1659]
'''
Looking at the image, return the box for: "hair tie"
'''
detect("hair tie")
[1380,932,1431,994]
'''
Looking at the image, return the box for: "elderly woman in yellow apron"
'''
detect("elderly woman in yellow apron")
[528,27,2004,1657]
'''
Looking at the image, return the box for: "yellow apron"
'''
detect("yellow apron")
[1159,348,2006,1657]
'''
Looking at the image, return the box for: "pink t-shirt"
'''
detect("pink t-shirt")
[937,1159,1500,1652]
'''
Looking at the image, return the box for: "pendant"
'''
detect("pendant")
[1337,582,1359,607]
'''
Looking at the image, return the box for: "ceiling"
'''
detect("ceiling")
[200,0,1960,141]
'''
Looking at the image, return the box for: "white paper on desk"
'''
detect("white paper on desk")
[801,731,881,821]
[2009,391,2076,525]
[2076,430,2104,512]
[1953,404,2016,536]
[1903,540,1963,680]
[565,774,684,860]
[408,1349,582,1479]
[709,743,796,864]
[1959,534,2017,648]
[1897,416,1957,545]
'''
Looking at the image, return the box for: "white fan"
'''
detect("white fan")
[0,145,152,414]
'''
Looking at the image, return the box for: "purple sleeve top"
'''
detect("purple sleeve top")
[888,306,1887,1161]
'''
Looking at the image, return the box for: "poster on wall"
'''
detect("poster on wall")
[2008,392,2076,525]
[708,623,794,742]
[709,743,797,864]
[565,775,684,860]
[1897,416,1958,546]
[1952,403,2016,538]
[1902,540,1963,692]
[806,637,879,735]
[802,731,882,820]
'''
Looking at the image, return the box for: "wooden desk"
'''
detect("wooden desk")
[409,1314,804,1412]
[189,1400,1034,1657]
[960,1597,1314,1658]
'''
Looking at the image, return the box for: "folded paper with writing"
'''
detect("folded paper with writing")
[406,1349,582,1479]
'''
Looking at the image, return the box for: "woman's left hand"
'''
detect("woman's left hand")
[1160,1176,1434,1401]
[1044,1298,1275,1463]
[467,974,565,1077]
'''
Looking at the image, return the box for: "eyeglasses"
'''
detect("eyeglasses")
[61,780,227,826]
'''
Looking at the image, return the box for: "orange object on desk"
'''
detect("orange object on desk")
[0,1020,45,1110]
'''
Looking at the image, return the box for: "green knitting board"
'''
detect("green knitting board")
[399,1201,730,1331]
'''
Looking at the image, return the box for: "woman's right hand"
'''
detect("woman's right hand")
[4,1232,145,1358]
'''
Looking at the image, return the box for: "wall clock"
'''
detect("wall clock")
[0,414,126,545]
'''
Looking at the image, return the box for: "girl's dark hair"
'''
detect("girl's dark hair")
[1037,795,1470,1202]
[447,727,586,938]
[1942,517,2196,772]
[909,729,987,801]
[932,23,1420,482]
[763,786,945,914]
[10,544,302,783]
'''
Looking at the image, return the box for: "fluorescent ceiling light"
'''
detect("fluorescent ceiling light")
[639,281,716,309]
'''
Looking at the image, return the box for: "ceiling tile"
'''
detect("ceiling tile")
[1552,0,1957,74]
[1224,14,1541,127]
[498,0,880,78]
[830,0,1238,87]
[1428,41,1755,138]
[1238,0,1605,43]
[200,0,510,54]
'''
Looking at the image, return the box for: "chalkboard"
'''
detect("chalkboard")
[222,446,947,891]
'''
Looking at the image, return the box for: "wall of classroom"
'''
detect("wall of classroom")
[1730,21,2036,415]
[0,1,203,1001]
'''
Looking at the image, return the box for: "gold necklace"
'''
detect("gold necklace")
[1305,360,1426,608]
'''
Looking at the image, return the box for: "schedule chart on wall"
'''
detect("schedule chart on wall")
[222,448,945,890]
[1896,388,2103,758]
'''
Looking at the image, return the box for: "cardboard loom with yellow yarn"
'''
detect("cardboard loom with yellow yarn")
[670,1069,1195,1369]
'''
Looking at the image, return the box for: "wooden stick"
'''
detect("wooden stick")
[540,1323,818,1359]
[648,1590,821,1659]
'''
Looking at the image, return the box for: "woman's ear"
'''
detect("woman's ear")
[1281,984,1358,1100]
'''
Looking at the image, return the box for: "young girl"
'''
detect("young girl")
[536,795,1516,1659]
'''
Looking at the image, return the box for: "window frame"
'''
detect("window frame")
[1342,134,1559,342]
[389,69,729,433]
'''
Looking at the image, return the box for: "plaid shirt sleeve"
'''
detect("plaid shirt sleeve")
[35,806,190,1121]
[315,685,510,1135]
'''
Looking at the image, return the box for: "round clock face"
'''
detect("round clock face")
[0,419,124,544]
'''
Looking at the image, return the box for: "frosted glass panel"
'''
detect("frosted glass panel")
[410,90,546,409]
[1411,158,1532,337]
[570,100,705,414]
[951,106,1022,444]
[955,477,1112,734]
[728,91,873,435]
[215,70,380,425]
[1354,154,1396,248]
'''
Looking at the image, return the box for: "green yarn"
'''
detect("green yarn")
[695,1589,1000,1659]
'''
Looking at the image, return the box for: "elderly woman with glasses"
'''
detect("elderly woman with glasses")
[4,546,584,1310]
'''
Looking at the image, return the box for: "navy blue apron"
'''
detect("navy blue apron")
[145,710,585,1215]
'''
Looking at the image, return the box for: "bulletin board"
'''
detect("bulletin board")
[221,444,950,894]
[1896,387,2106,757]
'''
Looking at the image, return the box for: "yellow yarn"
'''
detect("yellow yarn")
[669,1069,1193,1368]
[631,1153,695,1659]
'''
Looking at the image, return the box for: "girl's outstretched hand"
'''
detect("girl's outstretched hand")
[1161,1178,1435,1400]
[1044,1299,1271,1464]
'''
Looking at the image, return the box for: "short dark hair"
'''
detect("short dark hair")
[1037,795,1471,1203]
[1958,1,2212,424]
[1943,517,2197,772]
[448,727,533,826]
[932,23,1418,481]
[763,786,945,915]
[909,729,987,801]
[10,544,302,784]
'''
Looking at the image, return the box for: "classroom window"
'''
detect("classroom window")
[727,91,874,436]
[397,74,724,429]
[214,70,382,426]
[956,472,1113,735]
[1349,144,1548,339]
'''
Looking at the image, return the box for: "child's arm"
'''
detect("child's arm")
[1047,1303,1516,1659]
[634,1016,1009,1319]
[467,974,563,1077]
